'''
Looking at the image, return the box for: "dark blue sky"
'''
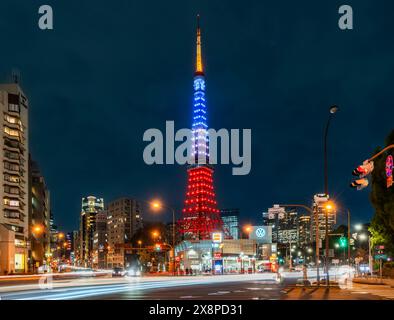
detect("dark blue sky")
[1,1,393,231]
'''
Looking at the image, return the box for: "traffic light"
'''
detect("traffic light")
[339,236,347,248]
[350,178,369,190]
[154,244,161,252]
[352,160,374,178]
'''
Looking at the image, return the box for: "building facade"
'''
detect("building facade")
[80,196,104,267]
[92,211,107,269]
[311,194,336,241]
[265,205,298,245]
[29,157,51,271]
[0,83,29,274]
[298,214,311,246]
[221,209,239,240]
[106,198,142,268]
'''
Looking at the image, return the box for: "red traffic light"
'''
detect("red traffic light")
[352,161,374,178]
[350,178,369,190]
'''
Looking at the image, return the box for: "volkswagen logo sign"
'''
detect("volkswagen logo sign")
[255,227,266,238]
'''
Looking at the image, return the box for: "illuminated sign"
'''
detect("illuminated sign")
[386,155,393,188]
[255,228,266,238]
[248,226,272,243]
[213,252,222,259]
[212,232,223,243]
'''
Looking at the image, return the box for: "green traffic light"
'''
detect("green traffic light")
[339,236,347,248]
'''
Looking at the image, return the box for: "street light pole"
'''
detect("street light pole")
[325,208,330,285]
[323,105,339,287]
[324,105,339,195]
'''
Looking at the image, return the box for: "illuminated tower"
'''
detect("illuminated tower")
[179,16,222,240]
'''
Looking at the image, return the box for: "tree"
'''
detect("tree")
[369,129,394,255]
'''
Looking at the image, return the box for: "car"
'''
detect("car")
[127,267,142,277]
[112,267,127,277]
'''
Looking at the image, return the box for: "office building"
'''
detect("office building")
[92,211,107,269]
[220,209,239,240]
[265,205,298,244]
[106,198,143,268]
[298,214,311,246]
[80,196,104,267]
[0,83,29,274]
[29,157,51,271]
[311,194,336,241]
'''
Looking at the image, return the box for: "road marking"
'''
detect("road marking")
[246,287,262,291]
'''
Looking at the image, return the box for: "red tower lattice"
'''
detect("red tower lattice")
[180,166,222,240]
[178,16,223,240]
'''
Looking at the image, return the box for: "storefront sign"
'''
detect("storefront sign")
[212,232,223,243]
[214,252,222,259]
[386,155,393,188]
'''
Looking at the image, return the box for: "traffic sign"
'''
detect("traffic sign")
[374,254,387,260]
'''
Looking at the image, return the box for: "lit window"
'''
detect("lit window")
[4,126,19,137]
[8,104,20,113]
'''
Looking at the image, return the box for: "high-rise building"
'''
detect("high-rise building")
[221,209,239,240]
[106,198,142,268]
[65,232,72,260]
[179,16,222,240]
[311,194,336,241]
[29,157,51,271]
[0,83,29,274]
[266,205,298,244]
[80,196,104,267]
[92,211,107,269]
[49,210,58,259]
[71,230,81,265]
[298,215,311,246]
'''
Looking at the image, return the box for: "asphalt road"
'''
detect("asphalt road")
[0,273,392,300]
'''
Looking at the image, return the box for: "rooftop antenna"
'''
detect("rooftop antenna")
[11,68,20,84]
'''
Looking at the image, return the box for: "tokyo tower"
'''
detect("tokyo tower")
[178,16,223,240]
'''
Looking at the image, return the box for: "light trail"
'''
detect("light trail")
[0,274,277,300]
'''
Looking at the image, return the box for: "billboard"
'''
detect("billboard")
[248,226,272,243]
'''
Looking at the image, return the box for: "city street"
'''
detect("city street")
[0,273,392,300]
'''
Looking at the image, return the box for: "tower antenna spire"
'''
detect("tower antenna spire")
[195,14,204,75]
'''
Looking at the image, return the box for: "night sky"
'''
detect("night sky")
[1,1,393,231]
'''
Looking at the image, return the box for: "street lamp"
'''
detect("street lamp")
[355,224,363,231]
[33,225,43,235]
[150,199,177,276]
[151,231,159,240]
[243,225,252,239]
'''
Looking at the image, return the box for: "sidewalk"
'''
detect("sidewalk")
[353,277,394,287]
